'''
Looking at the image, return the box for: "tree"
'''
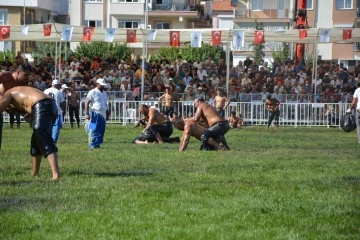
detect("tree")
[252,19,265,66]
[74,42,132,61]
[0,50,15,62]
[270,42,290,65]
[29,42,73,60]
[152,44,223,63]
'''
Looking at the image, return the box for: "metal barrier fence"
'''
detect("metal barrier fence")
[2,101,351,128]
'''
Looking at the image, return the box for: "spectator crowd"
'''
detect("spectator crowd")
[1,51,359,104]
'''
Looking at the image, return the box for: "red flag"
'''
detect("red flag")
[170,31,180,47]
[83,27,94,41]
[343,29,352,40]
[126,30,137,43]
[254,30,265,44]
[211,31,222,46]
[0,26,10,40]
[43,24,52,36]
[299,29,308,39]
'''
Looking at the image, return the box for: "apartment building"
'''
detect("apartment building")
[215,0,358,66]
[70,0,212,54]
[0,0,69,52]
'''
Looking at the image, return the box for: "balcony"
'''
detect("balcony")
[234,9,291,22]
[148,3,201,18]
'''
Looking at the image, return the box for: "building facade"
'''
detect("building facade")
[212,0,359,67]
[0,0,69,52]
[70,0,212,54]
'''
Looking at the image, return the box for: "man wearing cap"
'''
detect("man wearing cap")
[44,80,65,143]
[84,78,108,149]
[158,86,176,118]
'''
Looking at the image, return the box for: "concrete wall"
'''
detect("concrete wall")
[84,3,104,21]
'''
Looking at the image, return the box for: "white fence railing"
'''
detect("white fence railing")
[1,101,351,128]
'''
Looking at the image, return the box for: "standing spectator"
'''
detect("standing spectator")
[9,112,20,129]
[244,57,252,69]
[60,84,69,123]
[44,80,65,143]
[85,78,108,149]
[68,64,78,81]
[197,67,208,81]
[81,57,91,71]
[67,86,81,128]
[106,53,117,66]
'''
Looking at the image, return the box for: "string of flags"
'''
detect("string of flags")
[0,24,356,45]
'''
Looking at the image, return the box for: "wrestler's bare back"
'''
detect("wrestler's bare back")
[147,108,167,125]
[194,103,224,127]
[0,86,50,114]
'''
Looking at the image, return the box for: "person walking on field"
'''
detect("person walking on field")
[85,78,108,149]
[265,94,280,130]
[158,86,176,118]
[347,82,360,143]
[214,88,230,118]
[0,86,60,180]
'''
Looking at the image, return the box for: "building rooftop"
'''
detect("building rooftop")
[212,0,237,11]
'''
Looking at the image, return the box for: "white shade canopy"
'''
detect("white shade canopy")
[2,23,359,44]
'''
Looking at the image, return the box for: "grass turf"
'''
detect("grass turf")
[0,124,359,239]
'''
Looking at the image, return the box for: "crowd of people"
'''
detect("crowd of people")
[1,51,359,104]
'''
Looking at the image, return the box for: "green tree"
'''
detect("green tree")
[152,45,223,63]
[74,42,132,61]
[251,19,265,66]
[0,50,15,62]
[270,42,290,65]
[30,42,73,60]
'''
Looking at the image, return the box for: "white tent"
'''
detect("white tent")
[1,23,359,44]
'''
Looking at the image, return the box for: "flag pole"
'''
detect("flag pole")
[23,0,25,53]
[225,40,230,95]
[313,29,320,98]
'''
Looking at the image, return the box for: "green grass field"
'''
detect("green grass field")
[0,124,359,239]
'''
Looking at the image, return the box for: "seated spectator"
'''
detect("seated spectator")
[176,79,186,93]
[274,82,284,94]
[120,80,131,91]
[330,76,341,88]
[185,80,197,93]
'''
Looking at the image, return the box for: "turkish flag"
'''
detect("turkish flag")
[343,29,352,40]
[170,31,180,47]
[211,31,222,46]
[126,30,137,43]
[43,24,52,36]
[254,30,265,44]
[83,27,94,41]
[0,26,10,40]
[299,29,308,39]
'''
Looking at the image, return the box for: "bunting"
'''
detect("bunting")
[21,26,29,36]
[61,25,73,41]
[320,29,331,43]
[254,30,265,44]
[299,29,308,39]
[233,30,244,48]
[105,28,116,42]
[83,27,94,41]
[170,31,180,47]
[343,29,352,40]
[43,24,52,36]
[126,30,137,43]
[211,31,222,46]
[0,26,10,40]
[191,31,202,48]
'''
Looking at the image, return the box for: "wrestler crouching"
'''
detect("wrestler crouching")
[171,113,230,151]
[134,104,180,144]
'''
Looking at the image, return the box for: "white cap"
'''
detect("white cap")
[96,78,107,86]
[61,84,68,89]
[52,79,60,85]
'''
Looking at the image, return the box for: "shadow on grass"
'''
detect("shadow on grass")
[68,169,156,177]
[0,196,53,212]
[0,180,33,186]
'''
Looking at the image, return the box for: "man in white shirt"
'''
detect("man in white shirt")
[347,82,360,143]
[193,59,203,69]
[44,79,65,144]
[68,64,78,81]
[197,67,208,81]
[85,78,108,149]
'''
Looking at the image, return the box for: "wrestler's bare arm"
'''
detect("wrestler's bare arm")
[0,92,13,113]
[179,126,191,151]
[158,94,165,103]
[189,106,202,122]
[224,97,230,109]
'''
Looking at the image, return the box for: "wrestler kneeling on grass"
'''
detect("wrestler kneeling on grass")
[171,113,230,151]
[133,104,180,144]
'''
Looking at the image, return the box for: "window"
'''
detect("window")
[336,0,352,9]
[0,9,8,25]
[84,0,103,2]
[118,21,139,28]
[251,0,263,10]
[306,0,313,9]
[156,0,171,5]
[119,0,138,2]
[86,20,102,27]
[155,22,170,29]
